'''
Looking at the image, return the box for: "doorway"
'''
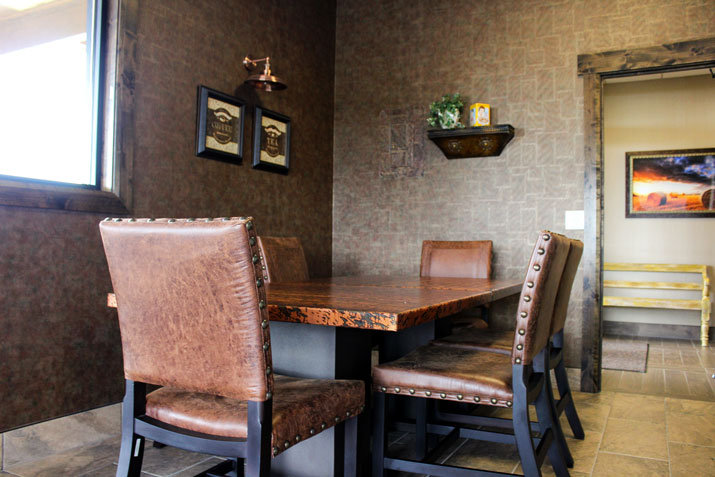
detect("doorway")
[577,38,715,392]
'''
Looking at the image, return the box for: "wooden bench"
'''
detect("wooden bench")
[603,263,711,346]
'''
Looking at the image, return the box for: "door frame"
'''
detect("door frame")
[577,38,715,392]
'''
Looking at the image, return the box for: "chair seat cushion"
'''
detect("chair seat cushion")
[145,374,364,456]
[432,328,513,354]
[372,344,513,407]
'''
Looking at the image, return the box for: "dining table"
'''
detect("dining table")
[108,275,522,477]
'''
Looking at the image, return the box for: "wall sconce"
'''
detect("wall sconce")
[243,55,287,91]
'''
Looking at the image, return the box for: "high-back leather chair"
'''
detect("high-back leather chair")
[420,240,492,279]
[372,231,572,477]
[257,236,309,283]
[101,217,363,477]
[420,240,493,329]
[430,235,585,467]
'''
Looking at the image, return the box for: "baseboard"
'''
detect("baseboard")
[604,321,714,341]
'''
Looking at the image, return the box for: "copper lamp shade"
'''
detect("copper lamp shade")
[243,55,287,91]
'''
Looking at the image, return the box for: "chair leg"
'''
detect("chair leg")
[554,358,584,440]
[513,399,541,477]
[535,384,569,477]
[343,416,359,477]
[117,380,145,477]
[372,392,386,477]
[245,401,271,477]
[116,432,144,477]
[415,397,428,460]
[544,368,574,468]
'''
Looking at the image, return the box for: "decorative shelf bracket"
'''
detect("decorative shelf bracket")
[427,124,515,159]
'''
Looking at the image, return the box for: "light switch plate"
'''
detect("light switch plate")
[565,210,584,230]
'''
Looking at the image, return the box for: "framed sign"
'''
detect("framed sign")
[252,106,291,174]
[626,148,715,218]
[196,86,245,163]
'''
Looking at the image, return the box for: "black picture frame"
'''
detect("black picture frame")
[196,85,245,164]
[626,148,715,218]
[252,106,291,174]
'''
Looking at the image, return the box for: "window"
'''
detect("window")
[0,0,127,213]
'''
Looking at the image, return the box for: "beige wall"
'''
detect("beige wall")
[603,74,715,325]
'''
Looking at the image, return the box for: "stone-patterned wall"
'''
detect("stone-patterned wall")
[333,0,715,365]
[0,0,335,431]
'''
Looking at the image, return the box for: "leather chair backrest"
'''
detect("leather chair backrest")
[550,238,583,335]
[100,217,273,402]
[257,236,309,283]
[511,232,570,365]
[420,240,493,279]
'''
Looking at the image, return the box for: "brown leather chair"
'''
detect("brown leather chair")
[101,218,363,477]
[257,236,309,283]
[431,236,585,466]
[373,231,572,477]
[420,240,493,329]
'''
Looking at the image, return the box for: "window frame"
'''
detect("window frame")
[0,0,134,215]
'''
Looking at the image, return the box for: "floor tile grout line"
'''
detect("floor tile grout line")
[388,431,409,446]
[436,437,467,465]
[667,440,715,449]
[597,450,669,462]
[165,456,221,477]
[588,389,613,476]
[665,399,672,477]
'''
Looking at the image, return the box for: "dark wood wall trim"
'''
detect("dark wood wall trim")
[0,0,133,216]
[580,73,603,393]
[112,0,137,213]
[578,38,715,75]
[578,37,715,393]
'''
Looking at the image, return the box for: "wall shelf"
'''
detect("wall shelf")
[427,124,515,159]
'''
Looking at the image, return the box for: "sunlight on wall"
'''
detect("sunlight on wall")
[0,32,92,185]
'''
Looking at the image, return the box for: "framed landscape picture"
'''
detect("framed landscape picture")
[252,106,290,174]
[626,148,715,218]
[196,86,245,164]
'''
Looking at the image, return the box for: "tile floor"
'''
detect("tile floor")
[1,337,713,476]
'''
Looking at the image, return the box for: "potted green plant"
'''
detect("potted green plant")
[427,93,465,129]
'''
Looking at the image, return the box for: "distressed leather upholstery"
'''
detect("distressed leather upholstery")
[146,375,364,453]
[373,231,570,402]
[101,217,272,401]
[101,217,364,473]
[420,240,493,329]
[550,239,583,334]
[373,344,513,406]
[257,236,309,283]
[420,240,492,279]
[511,232,570,365]
[432,235,583,353]
[372,231,575,477]
[432,329,512,354]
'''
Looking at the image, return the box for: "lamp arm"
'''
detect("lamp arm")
[243,56,271,71]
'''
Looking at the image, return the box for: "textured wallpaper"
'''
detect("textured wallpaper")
[0,0,336,430]
[332,0,715,366]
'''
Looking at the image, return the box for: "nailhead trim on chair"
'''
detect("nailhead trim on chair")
[372,384,512,408]
[269,403,365,457]
[244,218,275,401]
[511,231,555,366]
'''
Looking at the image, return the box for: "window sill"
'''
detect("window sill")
[0,178,129,215]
